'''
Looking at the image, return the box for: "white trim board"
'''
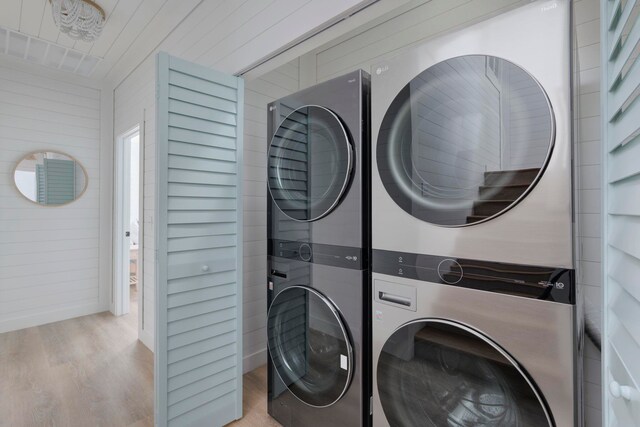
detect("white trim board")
[243,348,267,374]
[0,302,107,334]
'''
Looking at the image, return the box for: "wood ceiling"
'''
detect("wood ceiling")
[0,0,202,81]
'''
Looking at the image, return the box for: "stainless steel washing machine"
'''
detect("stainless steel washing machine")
[371,253,580,426]
[371,0,573,268]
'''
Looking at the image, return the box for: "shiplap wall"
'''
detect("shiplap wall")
[310,0,528,84]
[0,56,105,333]
[113,57,300,369]
[575,0,603,425]
[242,60,299,370]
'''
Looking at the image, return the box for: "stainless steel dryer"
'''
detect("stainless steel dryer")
[266,70,371,427]
[371,0,573,268]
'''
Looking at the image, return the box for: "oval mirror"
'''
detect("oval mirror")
[14,151,88,206]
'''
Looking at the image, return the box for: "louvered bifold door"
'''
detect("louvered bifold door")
[155,52,243,427]
[602,2,640,426]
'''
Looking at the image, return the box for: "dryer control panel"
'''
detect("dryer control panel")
[373,249,575,304]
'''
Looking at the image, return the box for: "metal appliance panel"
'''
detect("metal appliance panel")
[371,0,573,268]
[268,70,370,250]
[268,257,369,427]
[371,272,579,427]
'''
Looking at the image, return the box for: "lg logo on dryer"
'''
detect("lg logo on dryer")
[375,65,389,75]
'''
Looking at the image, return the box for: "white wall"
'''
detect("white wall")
[242,59,300,371]
[310,0,528,84]
[574,0,603,425]
[0,56,108,333]
[114,56,155,350]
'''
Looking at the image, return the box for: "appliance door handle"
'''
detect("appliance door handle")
[379,291,411,307]
[270,269,287,279]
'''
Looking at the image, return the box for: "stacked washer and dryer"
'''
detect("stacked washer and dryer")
[370,2,581,427]
[265,70,371,427]
[265,2,581,427]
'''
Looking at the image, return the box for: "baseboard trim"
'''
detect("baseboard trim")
[0,302,108,334]
[243,348,267,373]
[139,328,154,352]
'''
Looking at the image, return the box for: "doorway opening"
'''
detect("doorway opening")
[114,126,143,333]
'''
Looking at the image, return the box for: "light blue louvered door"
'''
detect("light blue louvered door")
[155,52,243,427]
[602,1,640,425]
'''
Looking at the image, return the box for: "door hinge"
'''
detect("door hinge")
[370,396,373,415]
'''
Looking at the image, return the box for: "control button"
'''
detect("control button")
[299,243,312,262]
[437,259,463,284]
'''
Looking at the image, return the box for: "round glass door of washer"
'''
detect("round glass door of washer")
[267,286,353,407]
[376,55,555,226]
[268,105,353,222]
[377,320,552,427]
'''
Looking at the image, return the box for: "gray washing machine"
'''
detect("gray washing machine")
[266,70,371,427]
[370,2,581,426]
[267,257,369,427]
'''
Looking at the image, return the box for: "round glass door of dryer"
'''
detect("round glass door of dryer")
[268,105,353,222]
[267,285,353,407]
[377,320,552,427]
[376,55,555,226]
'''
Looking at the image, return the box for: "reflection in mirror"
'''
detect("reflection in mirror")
[14,151,87,206]
[268,105,352,222]
[377,55,554,226]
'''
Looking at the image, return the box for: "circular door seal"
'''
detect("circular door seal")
[377,318,553,426]
[267,285,354,407]
[376,55,555,227]
[268,105,353,222]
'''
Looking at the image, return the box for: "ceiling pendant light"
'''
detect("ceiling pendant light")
[50,0,105,42]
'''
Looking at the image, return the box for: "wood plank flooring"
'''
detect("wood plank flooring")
[0,286,281,427]
[229,365,281,427]
[0,288,154,427]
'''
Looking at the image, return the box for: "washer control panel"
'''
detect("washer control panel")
[373,249,575,304]
[269,239,365,270]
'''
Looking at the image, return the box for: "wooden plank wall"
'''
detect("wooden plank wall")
[0,56,104,333]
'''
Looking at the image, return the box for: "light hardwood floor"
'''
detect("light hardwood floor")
[229,365,281,427]
[0,287,154,427]
[0,286,280,427]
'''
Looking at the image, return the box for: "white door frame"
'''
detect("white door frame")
[113,124,142,317]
